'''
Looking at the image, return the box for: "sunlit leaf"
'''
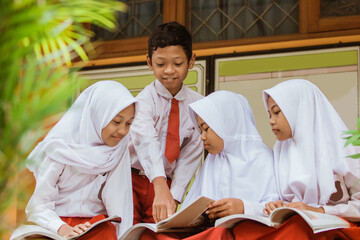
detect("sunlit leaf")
[0,0,127,236]
[347,153,360,159]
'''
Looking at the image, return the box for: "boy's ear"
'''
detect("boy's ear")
[188,53,196,69]
[146,54,153,70]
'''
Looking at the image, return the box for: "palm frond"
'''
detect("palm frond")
[0,0,127,236]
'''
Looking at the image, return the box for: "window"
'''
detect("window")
[92,0,163,41]
[308,0,360,32]
[88,0,360,62]
[189,0,299,42]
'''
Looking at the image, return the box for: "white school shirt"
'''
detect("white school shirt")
[129,80,203,202]
[26,157,108,233]
[26,150,133,236]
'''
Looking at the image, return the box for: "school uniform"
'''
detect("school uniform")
[129,79,203,224]
[140,90,279,239]
[233,79,360,239]
[23,81,136,239]
[182,90,278,213]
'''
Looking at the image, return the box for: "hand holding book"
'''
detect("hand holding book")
[264,200,325,215]
[59,221,92,238]
[10,215,122,240]
[206,198,245,219]
[216,207,350,234]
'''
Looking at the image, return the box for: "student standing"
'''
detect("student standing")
[140,90,278,240]
[22,81,136,239]
[129,21,203,224]
[233,79,360,239]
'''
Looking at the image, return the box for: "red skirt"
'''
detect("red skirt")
[139,227,234,240]
[232,215,360,240]
[60,215,117,240]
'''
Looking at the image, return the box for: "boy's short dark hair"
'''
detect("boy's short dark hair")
[148,21,192,63]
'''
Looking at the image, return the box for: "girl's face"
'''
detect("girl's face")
[147,45,195,96]
[102,104,135,147]
[267,96,292,141]
[197,115,224,154]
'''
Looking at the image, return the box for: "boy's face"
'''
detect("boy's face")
[267,97,292,141]
[147,45,196,96]
[101,104,135,147]
[197,115,224,154]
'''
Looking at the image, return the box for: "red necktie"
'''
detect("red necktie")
[165,98,180,164]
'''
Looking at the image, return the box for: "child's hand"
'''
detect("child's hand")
[58,222,91,238]
[263,200,285,215]
[285,201,325,213]
[152,177,177,223]
[205,198,244,219]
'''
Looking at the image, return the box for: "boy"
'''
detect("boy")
[129,21,203,224]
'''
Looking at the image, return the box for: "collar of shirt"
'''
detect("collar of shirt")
[154,79,186,102]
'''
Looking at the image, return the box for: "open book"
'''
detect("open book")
[10,215,122,240]
[120,196,214,240]
[215,207,351,234]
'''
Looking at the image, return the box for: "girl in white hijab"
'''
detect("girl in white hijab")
[22,81,137,239]
[263,79,360,219]
[182,90,278,218]
[230,79,360,240]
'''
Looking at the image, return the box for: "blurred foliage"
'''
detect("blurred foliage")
[0,0,126,236]
[344,118,360,159]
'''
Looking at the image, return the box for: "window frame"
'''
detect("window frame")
[307,0,360,33]
[87,0,360,65]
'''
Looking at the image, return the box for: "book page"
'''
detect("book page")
[120,196,214,240]
[119,223,158,240]
[270,207,351,233]
[157,196,214,230]
[215,214,275,229]
[295,210,351,233]
[10,225,63,240]
[10,215,121,240]
[270,207,298,224]
[69,215,122,239]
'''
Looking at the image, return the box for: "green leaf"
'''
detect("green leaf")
[344,134,360,147]
[55,37,71,66]
[343,129,360,135]
[347,153,360,159]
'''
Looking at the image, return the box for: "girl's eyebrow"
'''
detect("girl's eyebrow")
[198,122,207,128]
[270,105,278,111]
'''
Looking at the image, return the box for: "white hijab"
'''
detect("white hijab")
[27,80,137,176]
[263,79,352,205]
[182,90,278,207]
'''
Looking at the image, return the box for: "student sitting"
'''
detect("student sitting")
[22,81,137,239]
[232,79,360,239]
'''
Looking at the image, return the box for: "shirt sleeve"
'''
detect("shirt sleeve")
[170,130,203,203]
[26,157,66,233]
[130,95,166,181]
[322,158,360,221]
